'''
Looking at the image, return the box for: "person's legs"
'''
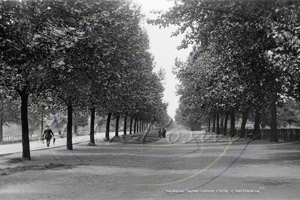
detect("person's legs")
[46,136,52,147]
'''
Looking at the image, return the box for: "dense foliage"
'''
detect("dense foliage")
[0,0,169,158]
[149,0,300,141]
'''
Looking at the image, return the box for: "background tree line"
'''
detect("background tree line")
[148,0,300,141]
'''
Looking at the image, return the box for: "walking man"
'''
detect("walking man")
[43,125,54,147]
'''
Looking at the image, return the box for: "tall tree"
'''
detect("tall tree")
[0,0,81,159]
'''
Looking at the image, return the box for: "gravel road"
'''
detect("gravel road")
[0,129,299,200]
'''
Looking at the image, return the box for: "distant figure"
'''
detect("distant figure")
[43,125,54,147]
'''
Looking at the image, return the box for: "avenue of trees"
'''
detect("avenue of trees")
[0,0,169,159]
[149,0,300,141]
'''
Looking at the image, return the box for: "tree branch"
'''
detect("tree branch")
[57,95,68,105]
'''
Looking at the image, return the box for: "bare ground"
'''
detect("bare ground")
[0,130,299,200]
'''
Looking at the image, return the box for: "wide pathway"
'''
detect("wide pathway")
[0,130,240,156]
[0,132,112,156]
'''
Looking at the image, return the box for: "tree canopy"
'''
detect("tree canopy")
[150,0,300,141]
[0,0,169,158]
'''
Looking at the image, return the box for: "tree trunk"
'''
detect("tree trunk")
[230,107,235,131]
[224,111,228,135]
[270,95,278,142]
[130,116,133,134]
[105,113,112,140]
[115,114,120,137]
[253,107,261,139]
[41,107,44,140]
[67,102,73,150]
[0,99,3,142]
[124,114,127,135]
[134,119,137,133]
[138,121,140,132]
[136,119,139,133]
[212,113,216,132]
[21,92,30,159]
[240,106,250,138]
[216,112,220,134]
[89,107,95,145]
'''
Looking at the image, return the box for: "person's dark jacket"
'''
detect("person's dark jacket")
[43,129,54,139]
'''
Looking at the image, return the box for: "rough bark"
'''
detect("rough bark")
[67,101,73,150]
[124,114,127,135]
[0,99,3,142]
[115,114,120,137]
[89,107,95,145]
[134,118,137,133]
[216,112,220,134]
[21,92,30,159]
[105,112,112,140]
[130,116,133,134]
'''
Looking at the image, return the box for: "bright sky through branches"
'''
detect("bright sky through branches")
[133,0,193,119]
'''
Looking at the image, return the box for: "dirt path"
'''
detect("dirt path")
[0,130,299,200]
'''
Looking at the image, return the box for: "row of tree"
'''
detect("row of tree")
[0,0,170,160]
[149,0,300,141]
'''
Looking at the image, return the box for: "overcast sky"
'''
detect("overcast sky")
[133,0,193,119]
